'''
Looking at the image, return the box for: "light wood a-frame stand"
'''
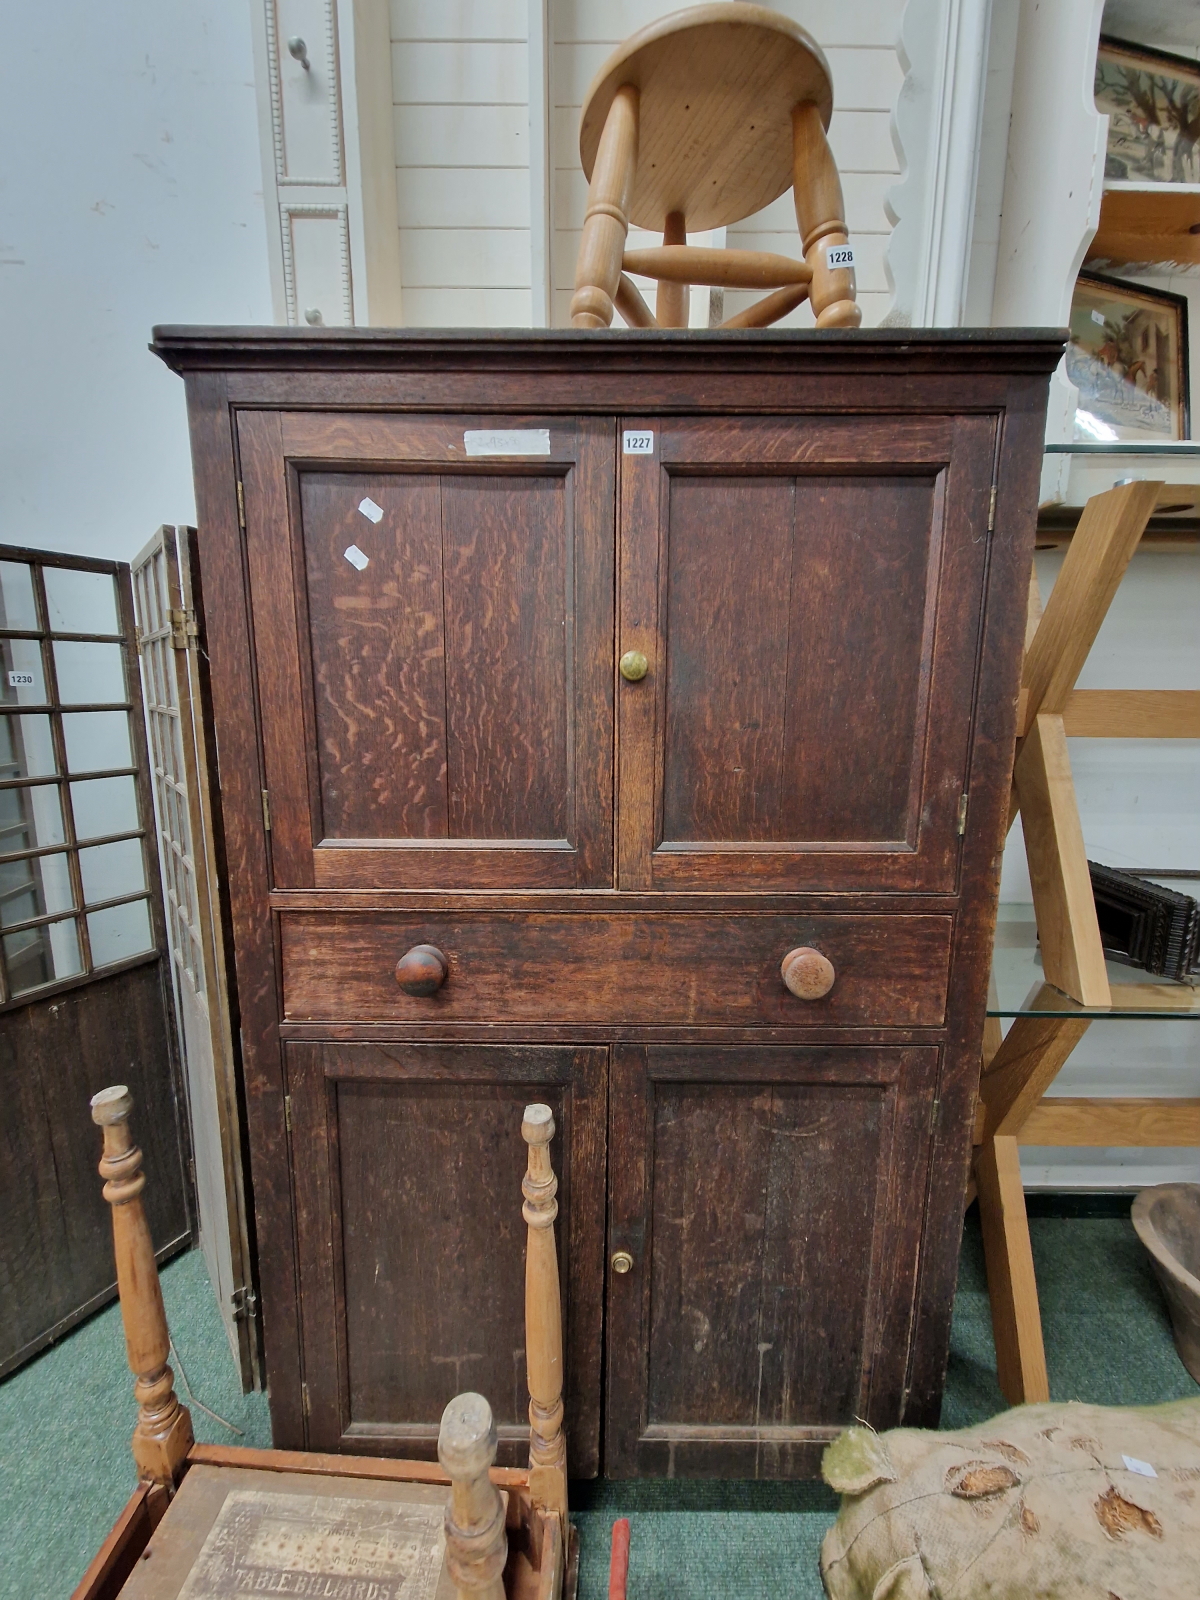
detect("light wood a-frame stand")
[973,478,1200,1405]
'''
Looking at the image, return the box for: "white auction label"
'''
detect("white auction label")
[358,496,384,523]
[623,430,654,455]
[463,429,551,456]
[1091,308,1106,326]
[343,544,370,571]
[7,671,35,688]
[825,244,856,270]
[1122,1455,1157,1478]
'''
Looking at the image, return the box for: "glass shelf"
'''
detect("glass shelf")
[1044,442,1200,456]
[989,902,1200,1020]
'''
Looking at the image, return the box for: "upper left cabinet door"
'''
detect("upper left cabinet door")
[237,413,615,889]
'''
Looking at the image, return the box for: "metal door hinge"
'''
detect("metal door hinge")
[230,1285,259,1323]
[169,606,199,650]
[956,793,969,835]
[262,789,272,831]
[284,1093,292,1133]
[929,1097,941,1133]
[987,485,997,532]
[301,1382,311,1418]
[236,481,246,529]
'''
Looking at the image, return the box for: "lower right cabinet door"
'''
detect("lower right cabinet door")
[605,1044,940,1477]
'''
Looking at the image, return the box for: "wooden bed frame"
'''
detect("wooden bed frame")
[73,1089,573,1600]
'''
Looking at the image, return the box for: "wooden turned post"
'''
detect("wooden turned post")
[656,210,690,328]
[570,84,639,328]
[791,101,861,329]
[522,1103,567,1522]
[91,1085,193,1490]
[438,1392,508,1600]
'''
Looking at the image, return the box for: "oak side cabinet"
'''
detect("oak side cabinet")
[154,328,1062,1479]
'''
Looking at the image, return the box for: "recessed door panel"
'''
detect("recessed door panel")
[288,1041,606,1473]
[606,1044,938,1478]
[239,413,614,888]
[617,415,997,891]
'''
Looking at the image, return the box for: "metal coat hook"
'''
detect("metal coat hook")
[287,36,311,70]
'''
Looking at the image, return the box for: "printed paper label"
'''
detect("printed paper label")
[358,496,384,523]
[344,544,370,571]
[175,1488,446,1600]
[463,429,551,456]
[623,430,654,455]
[7,671,35,688]
[824,244,856,270]
[1122,1455,1157,1478]
[1091,308,1107,326]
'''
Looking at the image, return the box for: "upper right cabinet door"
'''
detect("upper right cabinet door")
[617,415,998,893]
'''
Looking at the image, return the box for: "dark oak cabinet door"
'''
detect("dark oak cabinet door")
[287,1041,606,1473]
[238,413,615,889]
[605,1044,938,1477]
[617,415,997,892]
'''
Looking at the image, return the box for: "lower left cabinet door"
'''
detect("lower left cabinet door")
[286,1041,607,1472]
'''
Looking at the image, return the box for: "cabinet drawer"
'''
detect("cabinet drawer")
[280,912,952,1027]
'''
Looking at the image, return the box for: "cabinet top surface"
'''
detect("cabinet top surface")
[151,325,1067,377]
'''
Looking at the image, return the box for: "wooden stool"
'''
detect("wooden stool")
[570,2,860,332]
[76,1091,572,1600]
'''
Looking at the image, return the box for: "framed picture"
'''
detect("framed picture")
[1067,272,1190,443]
[1095,36,1200,184]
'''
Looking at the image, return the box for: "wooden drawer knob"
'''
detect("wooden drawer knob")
[395,944,449,996]
[781,946,835,1000]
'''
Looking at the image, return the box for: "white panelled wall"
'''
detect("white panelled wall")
[253,0,1009,330]
[371,0,910,332]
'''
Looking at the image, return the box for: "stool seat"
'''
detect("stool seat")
[580,4,832,234]
[570,3,859,332]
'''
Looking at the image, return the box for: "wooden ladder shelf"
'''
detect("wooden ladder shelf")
[973,478,1200,1405]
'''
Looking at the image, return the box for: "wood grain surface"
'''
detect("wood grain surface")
[279,911,953,1028]
[605,1043,938,1476]
[158,330,1061,1475]
[287,1042,606,1476]
[238,414,614,890]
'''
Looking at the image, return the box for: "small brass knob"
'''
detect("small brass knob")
[781,946,835,1000]
[619,650,648,682]
[611,1250,634,1274]
[395,944,449,996]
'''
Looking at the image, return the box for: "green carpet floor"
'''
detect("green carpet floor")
[1,1209,1195,1599]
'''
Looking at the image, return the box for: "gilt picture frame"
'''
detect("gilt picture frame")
[1067,271,1190,443]
[1095,35,1200,185]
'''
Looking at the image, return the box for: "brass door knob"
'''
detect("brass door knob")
[781,946,836,1000]
[395,944,449,996]
[611,1250,634,1274]
[619,650,648,682]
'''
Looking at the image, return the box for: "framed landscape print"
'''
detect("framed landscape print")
[1095,36,1200,184]
[1067,272,1190,442]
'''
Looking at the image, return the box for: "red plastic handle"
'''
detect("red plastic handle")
[609,1517,631,1600]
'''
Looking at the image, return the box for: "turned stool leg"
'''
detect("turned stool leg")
[570,85,639,328]
[791,102,861,329]
[656,210,689,328]
[522,1104,567,1522]
[439,1392,508,1600]
[91,1085,193,1491]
